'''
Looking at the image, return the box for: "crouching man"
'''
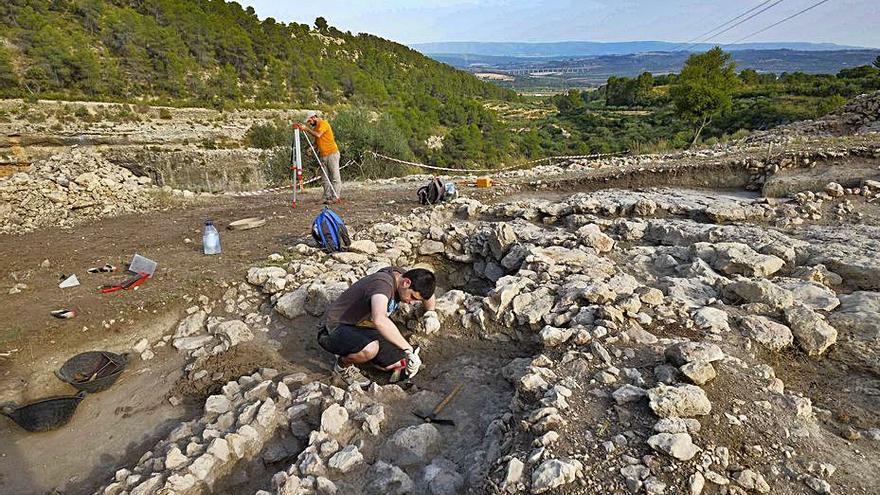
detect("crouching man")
[317,267,437,387]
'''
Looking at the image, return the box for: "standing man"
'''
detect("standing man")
[297,110,342,204]
[317,267,438,387]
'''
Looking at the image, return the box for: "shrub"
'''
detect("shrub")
[244,119,292,149]
[159,108,173,119]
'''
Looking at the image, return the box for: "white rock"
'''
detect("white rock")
[328,445,364,472]
[503,458,524,490]
[785,305,838,356]
[320,404,349,435]
[647,384,712,418]
[647,432,699,461]
[739,315,794,351]
[665,342,724,366]
[164,446,188,470]
[205,395,232,415]
[275,286,308,319]
[531,458,583,493]
[381,423,442,467]
[175,310,207,338]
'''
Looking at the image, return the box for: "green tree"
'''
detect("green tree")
[671,47,739,146]
[0,45,17,91]
[314,17,328,32]
[739,69,760,86]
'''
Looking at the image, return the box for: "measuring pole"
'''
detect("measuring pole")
[290,128,304,208]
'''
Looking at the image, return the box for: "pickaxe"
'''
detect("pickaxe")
[412,383,462,426]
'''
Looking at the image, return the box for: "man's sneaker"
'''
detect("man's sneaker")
[333,360,371,387]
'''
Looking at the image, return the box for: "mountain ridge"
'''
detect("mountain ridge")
[412,41,870,57]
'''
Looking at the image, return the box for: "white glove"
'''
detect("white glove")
[404,347,422,378]
[423,311,441,334]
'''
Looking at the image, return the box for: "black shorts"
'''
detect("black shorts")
[317,324,405,367]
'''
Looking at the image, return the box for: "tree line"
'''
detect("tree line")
[548,49,880,152]
[0,0,521,170]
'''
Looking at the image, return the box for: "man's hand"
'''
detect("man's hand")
[404,347,422,378]
[292,123,303,130]
[422,310,440,334]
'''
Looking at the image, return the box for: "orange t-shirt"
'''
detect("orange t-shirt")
[315,119,339,157]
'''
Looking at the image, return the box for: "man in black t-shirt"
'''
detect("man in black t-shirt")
[317,267,437,386]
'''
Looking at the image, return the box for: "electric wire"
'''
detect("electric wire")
[671,0,775,51]
[675,0,787,51]
[723,0,833,46]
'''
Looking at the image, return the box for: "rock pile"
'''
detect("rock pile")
[746,90,880,143]
[0,147,155,233]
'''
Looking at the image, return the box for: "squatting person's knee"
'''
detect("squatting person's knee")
[348,340,379,362]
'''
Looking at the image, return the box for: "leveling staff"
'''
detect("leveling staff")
[295,111,342,204]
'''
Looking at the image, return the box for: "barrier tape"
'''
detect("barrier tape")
[365,150,629,174]
[226,149,629,197]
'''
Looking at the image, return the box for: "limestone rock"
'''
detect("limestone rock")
[647,432,699,461]
[211,320,254,347]
[419,239,445,255]
[739,315,793,351]
[539,325,575,347]
[365,461,414,495]
[531,458,583,494]
[647,384,712,418]
[320,404,349,435]
[680,360,716,385]
[612,384,647,405]
[423,457,464,495]
[665,342,724,366]
[328,445,364,473]
[785,305,838,356]
[381,424,442,467]
[175,310,208,338]
[725,279,795,310]
[276,286,308,319]
[349,239,379,255]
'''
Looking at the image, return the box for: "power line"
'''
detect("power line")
[724,0,833,46]
[671,0,776,51]
[699,0,787,45]
[675,0,786,51]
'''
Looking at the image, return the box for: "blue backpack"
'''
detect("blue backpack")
[312,207,351,252]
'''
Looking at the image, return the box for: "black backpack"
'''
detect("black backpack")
[418,177,446,205]
[311,207,351,252]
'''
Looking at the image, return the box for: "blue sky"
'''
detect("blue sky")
[239,0,879,47]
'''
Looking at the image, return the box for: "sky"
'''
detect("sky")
[238,0,879,48]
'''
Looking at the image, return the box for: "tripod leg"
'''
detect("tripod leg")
[304,134,339,199]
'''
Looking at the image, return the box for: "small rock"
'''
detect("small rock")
[531,458,583,494]
[647,432,699,461]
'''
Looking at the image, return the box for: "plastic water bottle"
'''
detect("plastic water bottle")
[203,220,221,255]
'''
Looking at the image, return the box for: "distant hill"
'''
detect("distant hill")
[412,41,869,58]
[429,49,880,88]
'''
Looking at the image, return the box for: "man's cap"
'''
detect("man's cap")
[306,111,318,119]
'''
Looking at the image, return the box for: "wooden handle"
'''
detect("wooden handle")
[432,383,463,416]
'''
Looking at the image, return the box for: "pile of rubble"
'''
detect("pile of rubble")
[0,148,156,233]
[98,181,880,493]
[747,90,880,144]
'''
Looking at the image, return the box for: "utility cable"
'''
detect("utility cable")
[724,0,833,46]
[671,0,775,51]
[677,0,786,51]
